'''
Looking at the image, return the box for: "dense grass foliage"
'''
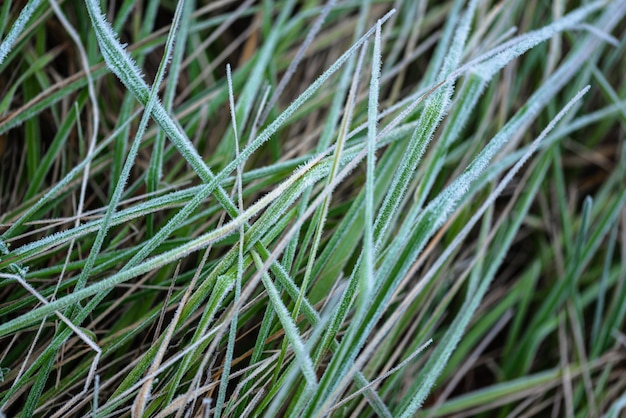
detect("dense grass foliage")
[0,0,625,416]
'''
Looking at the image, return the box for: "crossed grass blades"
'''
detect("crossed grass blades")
[0,0,625,416]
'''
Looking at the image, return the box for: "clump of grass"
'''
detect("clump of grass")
[1,0,625,416]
